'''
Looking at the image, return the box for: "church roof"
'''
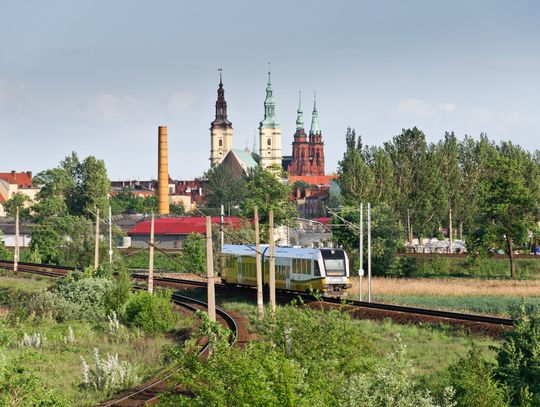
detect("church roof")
[231,149,259,170]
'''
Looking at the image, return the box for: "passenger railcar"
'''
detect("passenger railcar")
[221,244,350,295]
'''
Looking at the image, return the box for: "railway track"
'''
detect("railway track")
[0,260,514,328]
[0,260,245,406]
[100,293,240,406]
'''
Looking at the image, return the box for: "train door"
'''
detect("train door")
[237,257,243,284]
[285,259,291,290]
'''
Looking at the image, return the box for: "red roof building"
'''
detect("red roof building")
[128,216,244,249]
[0,171,33,188]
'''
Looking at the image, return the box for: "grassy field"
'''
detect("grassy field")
[348,277,540,316]
[175,287,497,382]
[0,273,187,406]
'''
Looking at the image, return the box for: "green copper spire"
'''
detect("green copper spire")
[296,91,304,130]
[310,91,320,134]
[259,63,280,129]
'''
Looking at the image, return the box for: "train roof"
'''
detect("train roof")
[222,244,343,260]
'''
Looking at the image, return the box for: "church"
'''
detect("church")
[209,70,325,178]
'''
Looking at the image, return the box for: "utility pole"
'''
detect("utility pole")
[14,206,19,272]
[94,208,100,271]
[148,212,155,294]
[367,202,372,302]
[206,216,216,322]
[254,206,264,320]
[359,203,363,301]
[269,209,276,314]
[108,205,113,264]
[220,204,224,251]
[448,207,453,254]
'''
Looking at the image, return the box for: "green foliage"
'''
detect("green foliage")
[124,251,184,272]
[241,165,298,228]
[0,356,69,406]
[110,190,158,215]
[340,335,454,407]
[332,204,403,275]
[123,290,177,334]
[0,232,11,260]
[104,264,133,314]
[203,163,246,210]
[496,305,540,405]
[50,272,114,321]
[2,192,31,220]
[449,350,508,407]
[181,233,206,274]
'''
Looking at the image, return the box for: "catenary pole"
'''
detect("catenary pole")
[254,206,264,320]
[359,203,363,300]
[269,210,276,314]
[148,212,155,294]
[206,216,216,322]
[94,208,100,271]
[368,202,372,302]
[108,205,113,264]
[14,206,19,272]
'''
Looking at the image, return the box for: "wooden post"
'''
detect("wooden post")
[108,205,113,264]
[406,207,412,245]
[367,203,372,302]
[269,210,276,314]
[254,206,264,320]
[359,203,363,301]
[449,207,453,253]
[94,208,100,271]
[148,212,155,294]
[206,216,216,322]
[14,206,19,272]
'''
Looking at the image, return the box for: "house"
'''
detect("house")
[0,171,40,217]
[128,216,243,249]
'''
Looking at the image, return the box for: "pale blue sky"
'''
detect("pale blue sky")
[0,1,538,179]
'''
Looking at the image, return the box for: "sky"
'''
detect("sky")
[0,0,539,180]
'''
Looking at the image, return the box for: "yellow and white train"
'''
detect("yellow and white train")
[221,244,351,295]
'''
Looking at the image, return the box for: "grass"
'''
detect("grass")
[347,276,540,316]
[0,270,55,292]
[175,287,497,381]
[0,273,189,406]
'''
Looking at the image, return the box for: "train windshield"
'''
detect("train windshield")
[321,249,346,276]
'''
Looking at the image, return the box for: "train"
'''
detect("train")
[221,244,350,295]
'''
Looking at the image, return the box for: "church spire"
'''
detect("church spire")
[259,63,279,129]
[296,91,304,130]
[212,68,231,128]
[310,90,320,135]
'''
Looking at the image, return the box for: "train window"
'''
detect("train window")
[314,261,321,276]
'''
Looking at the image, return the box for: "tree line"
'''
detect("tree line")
[336,127,540,276]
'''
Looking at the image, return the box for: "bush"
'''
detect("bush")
[123,290,177,334]
[26,290,80,322]
[105,266,132,314]
[449,350,508,407]
[496,304,540,405]
[52,273,114,321]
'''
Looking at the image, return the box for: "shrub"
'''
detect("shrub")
[52,273,114,321]
[496,304,540,405]
[123,290,177,334]
[26,290,80,322]
[104,266,132,314]
[81,348,139,394]
[449,350,508,407]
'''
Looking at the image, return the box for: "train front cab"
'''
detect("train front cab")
[320,248,351,295]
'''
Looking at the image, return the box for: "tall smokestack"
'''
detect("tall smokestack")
[158,126,170,215]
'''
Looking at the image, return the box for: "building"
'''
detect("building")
[0,171,40,217]
[258,70,282,168]
[210,70,233,166]
[128,216,243,249]
[288,93,325,177]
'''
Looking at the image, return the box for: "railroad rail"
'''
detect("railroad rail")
[101,292,239,406]
[0,260,514,327]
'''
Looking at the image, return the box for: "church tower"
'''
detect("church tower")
[210,69,233,166]
[288,92,310,176]
[259,68,282,168]
[308,92,325,176]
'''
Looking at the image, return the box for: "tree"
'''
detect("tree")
[337,127,374,206]
[181,233,207,274]
[241,165,297,227]
[2,192,31,220]
[471,151,540,277]
[0,231,11,260]
[203,163,246,211]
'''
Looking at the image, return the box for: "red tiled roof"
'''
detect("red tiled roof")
[128,216,243,236]
[0,171,33,188]
[0,195,5,203]
[289,175,336,187]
